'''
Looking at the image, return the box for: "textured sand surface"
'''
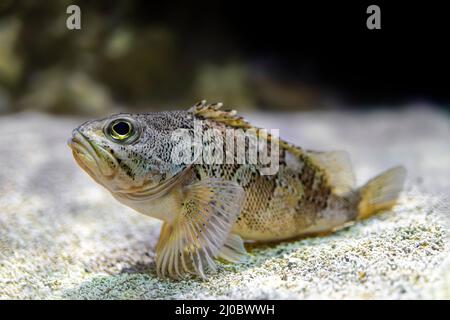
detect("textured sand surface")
[0,106,449,299]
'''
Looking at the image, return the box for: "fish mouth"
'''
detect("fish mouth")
[68,129,118,179]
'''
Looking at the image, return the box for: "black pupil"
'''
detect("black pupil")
[113,121,130,136]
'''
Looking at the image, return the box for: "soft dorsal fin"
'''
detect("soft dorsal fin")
[189,100,252,129]
[306,150,356,196]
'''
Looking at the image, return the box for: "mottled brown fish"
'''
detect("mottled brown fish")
[68,101,406,279]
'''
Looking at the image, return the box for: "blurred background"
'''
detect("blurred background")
[0,0,448,115]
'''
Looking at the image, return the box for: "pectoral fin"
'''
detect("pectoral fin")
[155,178,246,279]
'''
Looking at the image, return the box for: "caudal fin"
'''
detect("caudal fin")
[357,166,407,220]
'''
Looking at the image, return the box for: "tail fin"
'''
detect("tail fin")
[357,166,407,220]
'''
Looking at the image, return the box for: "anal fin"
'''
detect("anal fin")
[218,233,248,263]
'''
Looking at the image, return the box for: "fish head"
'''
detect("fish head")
[69,112,191,200]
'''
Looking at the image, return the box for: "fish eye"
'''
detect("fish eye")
[105,118,139,143]
[112,121,131,137]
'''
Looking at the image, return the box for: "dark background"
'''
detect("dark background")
[0,0,448,115]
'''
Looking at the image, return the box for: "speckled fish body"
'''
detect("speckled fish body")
[69,101,406,279]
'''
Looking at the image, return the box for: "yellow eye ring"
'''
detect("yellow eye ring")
[111,120,132,140]
[105,118,139,144]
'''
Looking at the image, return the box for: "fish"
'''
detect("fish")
[68,100,406,279]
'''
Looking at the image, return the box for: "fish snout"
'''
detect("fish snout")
[68,129,83,149]
[68,129,118,178]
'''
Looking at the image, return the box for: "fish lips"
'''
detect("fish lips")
[68,129,118,179]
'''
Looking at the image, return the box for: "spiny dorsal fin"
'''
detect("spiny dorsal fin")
[306,150,356,196]
[189,100,305,155]
[189,100,252,129]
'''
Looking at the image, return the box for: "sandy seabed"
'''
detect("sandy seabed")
[0,106,449,299]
